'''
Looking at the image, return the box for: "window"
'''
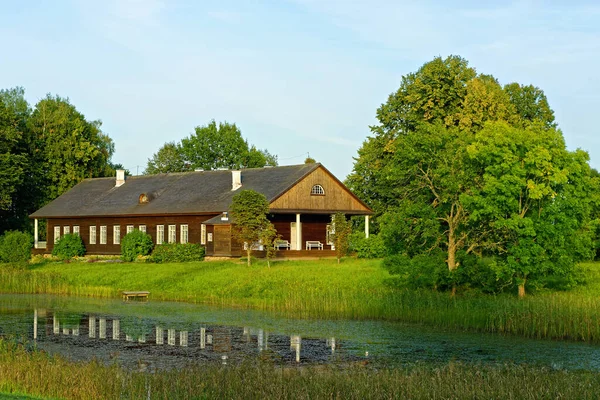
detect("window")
[201,224,206,245]
[139,225,146,233]
[180,225,188,244]
[100,226,107,244]
[168,225,176,243]
[207,233,213,242]
[326,224,335,245]
[156,225,164,244]
[64,226,70,235]
[126,225,134,234]
[113,226,121,245]
[89,226,96,244]
[311,184,325,195]
[73,226,80,235]
[54,226,60,244]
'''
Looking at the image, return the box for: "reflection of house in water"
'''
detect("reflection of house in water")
[32,309,350,370]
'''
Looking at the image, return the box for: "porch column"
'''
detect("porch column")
[34,219,38,249]
[365,215,370,239]
[33,309,38,340]
[296,213,301,250]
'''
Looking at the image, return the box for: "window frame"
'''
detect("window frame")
[89,226,97,244]
[139,225,146,233]
[54,226,61,244]
[100,226,107,245]
[113,225,121,245]
[63,226,70,235]
[156,225,164,245]
[126,225,134,234]
[168,225,176,244]
[180,224,188,244]
[201,224,206,245]
[310,184,325,196]
[73,226,80,235]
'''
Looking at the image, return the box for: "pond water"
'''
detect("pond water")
[1,294,600,371]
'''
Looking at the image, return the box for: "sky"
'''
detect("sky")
[1,0,599,180]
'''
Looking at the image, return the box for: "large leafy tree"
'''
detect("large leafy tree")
[229,189,272,266]
[349,56,594,293]
[146,121,277,174]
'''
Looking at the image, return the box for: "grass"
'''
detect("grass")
[1,339,600,400]
[2,259,600,342]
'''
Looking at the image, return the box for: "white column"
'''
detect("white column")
[112,319,120,340]
[365,215,370,239]
[34,219,38,249]
[296,213,301,250]
[156,326,164,345]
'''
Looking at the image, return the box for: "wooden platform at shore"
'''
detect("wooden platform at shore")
[122,291,150,301]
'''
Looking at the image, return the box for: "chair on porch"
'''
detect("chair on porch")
[274,239,291,250]
[305,241,324,250]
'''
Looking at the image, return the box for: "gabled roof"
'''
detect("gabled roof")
[30,164,322,218]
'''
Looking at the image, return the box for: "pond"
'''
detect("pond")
[1,294,600,371]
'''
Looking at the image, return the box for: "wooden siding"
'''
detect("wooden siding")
[46,215,218,255]
[269,166,371,214]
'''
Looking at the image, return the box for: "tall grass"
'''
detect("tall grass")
[2,260,600,342]
[1,339,600,400]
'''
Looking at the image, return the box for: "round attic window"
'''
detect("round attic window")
[139,193,149,204]
[311,184,325,196]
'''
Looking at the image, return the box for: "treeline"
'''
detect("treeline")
[348,56,600,296]
[0,88,119,234]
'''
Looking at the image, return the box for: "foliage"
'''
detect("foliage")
[230,190,271,266]
[146,120,277,174]
[330,213,352,263]
[349,232,386,258]
[149,243,205,263]
[348,55,597,295]
[259,223,280,267]
[0,231,32,263]
[51,233,85,260]
[120,230,154,262]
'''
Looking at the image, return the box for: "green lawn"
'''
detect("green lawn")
[2,258,600,342]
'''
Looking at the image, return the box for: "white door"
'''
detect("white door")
[290,222,302,250]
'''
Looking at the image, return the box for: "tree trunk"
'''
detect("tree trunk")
[447,231,457,272]
[337,257,340,264]
[518,281,526,298]
[247,248,252,267]
[451,286,457,297]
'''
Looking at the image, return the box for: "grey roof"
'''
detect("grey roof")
[30,164,320,218]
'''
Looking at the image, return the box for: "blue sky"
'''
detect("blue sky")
[1,0,599,179]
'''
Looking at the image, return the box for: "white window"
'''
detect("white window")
[311,184,325,195]
[139,225,146,233]
[89,226,96,244]
[180,225,188,244]
[113,226,121,245]
[201,224,206,245]
[73,226,80,235]
[168,225,176,243]
[63,226,70,235]
[156,225,164,244]
[54,226,60,244]
[126,225,134,234]
[207,233,213,242]
[100,226,107,244]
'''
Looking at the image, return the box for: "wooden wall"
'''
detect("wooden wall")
[46,214,218,255]
[269,166,371,213]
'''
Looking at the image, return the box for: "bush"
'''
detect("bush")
[0,231,33,263]
[52,234,85,260]
[382,251,449,290]
[149,243,205,263]
[349,233,387,258]
[121,230,154,262]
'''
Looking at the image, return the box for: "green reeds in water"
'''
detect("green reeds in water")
[1,339,600,399]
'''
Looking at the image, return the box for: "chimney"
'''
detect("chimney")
[231,170,242,191]
[116,169,125,187]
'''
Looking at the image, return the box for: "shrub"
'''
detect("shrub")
[52,233,85,260]
[121,230,154,262]
[382,251,448,289]
[0,231,33,263]
[349,233,387,258]
[149,243,205,263]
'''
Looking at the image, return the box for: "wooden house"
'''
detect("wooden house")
[30,164,372,257]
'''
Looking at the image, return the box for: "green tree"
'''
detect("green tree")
[465,122,595,296]
[259,222,280,267]
[145,142,188,174]
[504,83,556,129]
[229,190,271,266]
[330,213,351,264]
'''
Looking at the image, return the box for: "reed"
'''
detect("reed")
[2,260,600,342]
[1,339,599,400]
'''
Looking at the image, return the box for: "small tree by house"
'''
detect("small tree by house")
[230,190,271,266]
[259,222,280,267]
[331,213,351,264]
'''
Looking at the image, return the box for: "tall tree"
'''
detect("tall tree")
[146,121,277,174]
[229,190,271,266]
